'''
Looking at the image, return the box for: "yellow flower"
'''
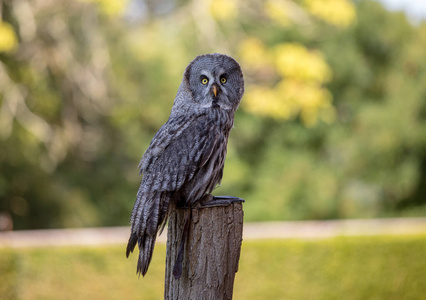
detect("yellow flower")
[78,0,128,16]
[244,79,334,126]
[238,38,273,70]
[210,0,238,20]
[0,22,18,53]
[304,0,356,28]
[265,0,291,27]
[278,80,332,108]
[244,86,294,120]
[239,39,335,126]
[274,43,332,83]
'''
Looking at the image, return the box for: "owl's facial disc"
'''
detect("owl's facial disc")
[184,53,244,111]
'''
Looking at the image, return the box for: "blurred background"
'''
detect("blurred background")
[1,0,426,231]
[2,1,426,299]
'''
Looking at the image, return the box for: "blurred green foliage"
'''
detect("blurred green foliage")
[0,0,426,229]
[1,235,426,299]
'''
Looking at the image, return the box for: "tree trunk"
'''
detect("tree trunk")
[164,202,244,300]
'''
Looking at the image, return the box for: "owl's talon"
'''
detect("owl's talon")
[199,195,245,208]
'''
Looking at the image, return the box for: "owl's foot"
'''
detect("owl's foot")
[199,195,245,208]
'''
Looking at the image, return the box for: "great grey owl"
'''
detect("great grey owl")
[126,53,244,278]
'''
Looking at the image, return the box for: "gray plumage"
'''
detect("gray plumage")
[126,53,244,276]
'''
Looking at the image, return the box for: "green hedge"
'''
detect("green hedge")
[1,235,425,299]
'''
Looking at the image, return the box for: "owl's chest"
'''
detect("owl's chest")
[183,136,227,204]
[209,107,234,134]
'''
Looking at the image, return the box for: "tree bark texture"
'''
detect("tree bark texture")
[164,202,244,300]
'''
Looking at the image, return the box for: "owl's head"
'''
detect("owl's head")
[181,53,244,111]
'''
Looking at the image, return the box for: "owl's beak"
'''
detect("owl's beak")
[212,84,218,97]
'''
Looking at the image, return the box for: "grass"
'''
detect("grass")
[1,235,426,299]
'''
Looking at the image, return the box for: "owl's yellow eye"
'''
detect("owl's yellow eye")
[201,78,209,85]
[220,77,227,84]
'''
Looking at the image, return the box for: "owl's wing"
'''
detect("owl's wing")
[127,113,222,276]
[139,113,222,193]
[138,114,195,176]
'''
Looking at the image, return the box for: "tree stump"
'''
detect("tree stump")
[164,202,244,300]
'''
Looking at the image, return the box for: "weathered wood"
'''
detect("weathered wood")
[164,202,244,300]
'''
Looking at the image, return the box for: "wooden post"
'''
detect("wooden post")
[164,202,244,300]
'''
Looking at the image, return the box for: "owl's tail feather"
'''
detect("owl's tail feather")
[127,192,170,277]
[126,232,157,276]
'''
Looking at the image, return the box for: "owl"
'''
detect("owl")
[126,53,245,277]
